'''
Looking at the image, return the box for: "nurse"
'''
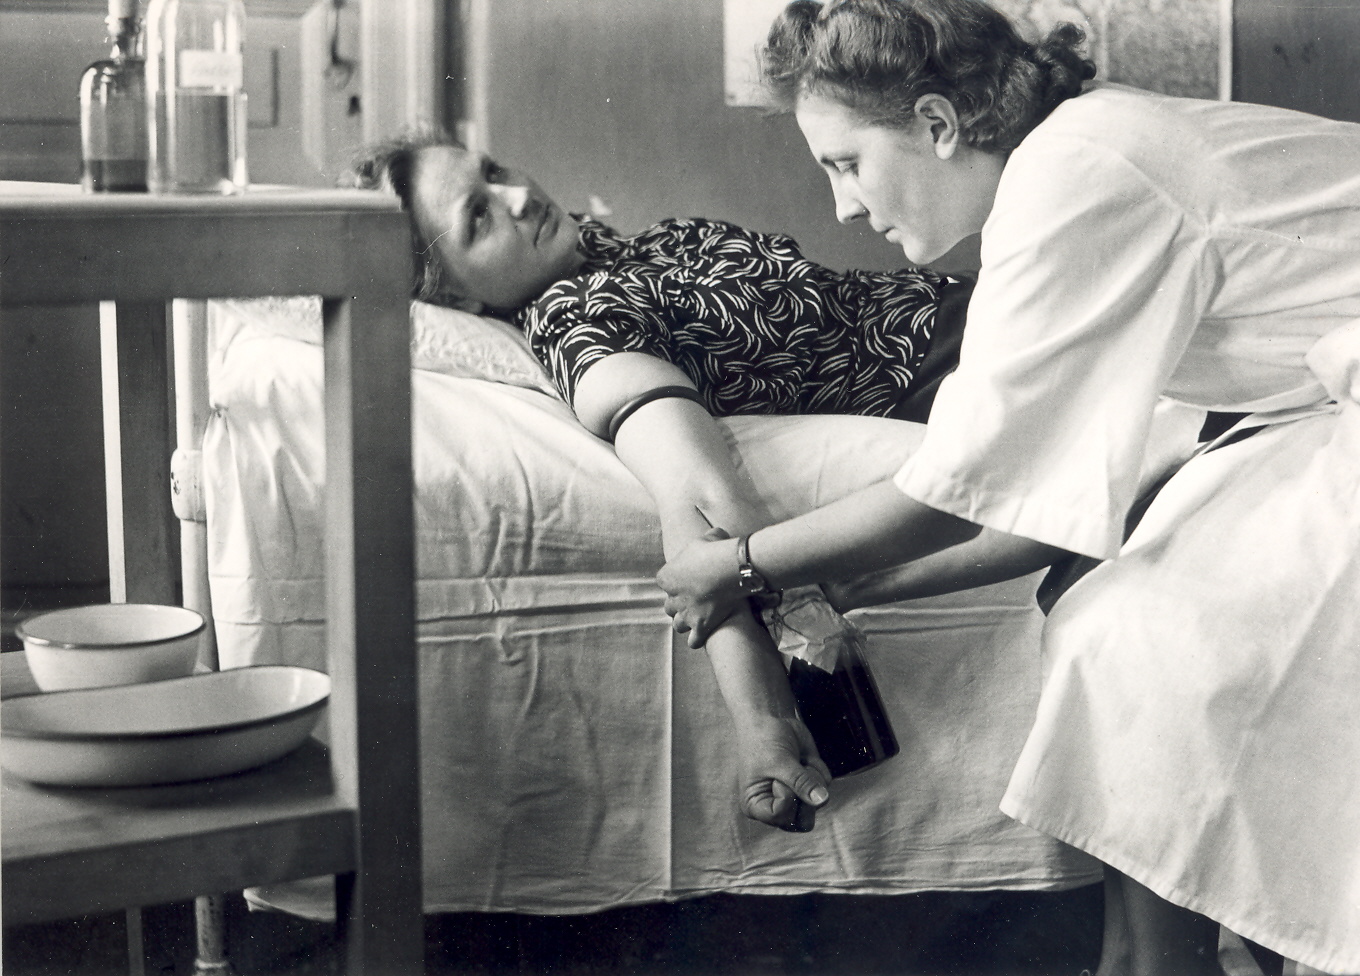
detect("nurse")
[657,1,1360,973]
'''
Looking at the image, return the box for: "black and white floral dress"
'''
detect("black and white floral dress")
[514,217,968,422]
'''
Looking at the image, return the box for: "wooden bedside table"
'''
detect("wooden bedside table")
[0,185,423,975]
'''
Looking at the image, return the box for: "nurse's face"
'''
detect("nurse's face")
[408,145,585,311]
[795,92,1002,266]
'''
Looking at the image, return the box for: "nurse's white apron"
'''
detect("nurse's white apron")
[1001,323,1360,975]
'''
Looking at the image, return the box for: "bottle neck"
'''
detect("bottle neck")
[107,17,144,60]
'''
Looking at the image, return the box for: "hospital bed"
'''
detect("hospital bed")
[196,295,1103,921]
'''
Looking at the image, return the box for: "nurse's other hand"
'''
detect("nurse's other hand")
[735,714,832,832]
[659,532,744,648]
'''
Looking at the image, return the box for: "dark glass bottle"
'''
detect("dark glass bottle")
[787,640,899,778]
[80,0,149,193]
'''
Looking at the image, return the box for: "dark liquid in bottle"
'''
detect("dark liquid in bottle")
[82,158,149,193]
[788,655,899,777]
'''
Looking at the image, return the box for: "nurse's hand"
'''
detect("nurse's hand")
[659,529,745,648]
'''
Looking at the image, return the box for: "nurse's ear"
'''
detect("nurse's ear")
[914,94,964,161]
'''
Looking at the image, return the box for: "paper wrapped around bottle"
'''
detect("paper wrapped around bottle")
[760,585,900,777]
[760,585,859,674]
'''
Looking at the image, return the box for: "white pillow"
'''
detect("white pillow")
[409,301,559,397]
[209,296,561,399]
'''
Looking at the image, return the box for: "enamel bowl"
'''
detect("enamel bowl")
[1,666,330,787]
[16,603,205,692]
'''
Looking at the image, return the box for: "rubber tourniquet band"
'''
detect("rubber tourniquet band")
[607,385,708,442]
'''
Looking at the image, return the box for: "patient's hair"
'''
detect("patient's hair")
[761,0,1096,153]
[346,127,464,305]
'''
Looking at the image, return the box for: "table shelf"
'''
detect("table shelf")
[1,184,423,974]
[2,653,354,926]
[4,744,352,926]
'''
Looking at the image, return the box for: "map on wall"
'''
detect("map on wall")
[724,0,1221,107]
[992,0,1220,99]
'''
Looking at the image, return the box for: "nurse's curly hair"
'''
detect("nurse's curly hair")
[761,0,1096,153]
[345,126,465,305]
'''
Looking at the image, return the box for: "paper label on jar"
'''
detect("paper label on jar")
[178,50,243,90]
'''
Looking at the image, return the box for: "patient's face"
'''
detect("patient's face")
[409,145,584,311]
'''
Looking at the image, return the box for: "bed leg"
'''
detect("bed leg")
[173,301,233,973]
[171,299,218,670]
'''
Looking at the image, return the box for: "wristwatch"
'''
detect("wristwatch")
[735,534,774,596]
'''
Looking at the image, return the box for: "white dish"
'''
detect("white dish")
[1,666,329,787]
[17,603,204,691]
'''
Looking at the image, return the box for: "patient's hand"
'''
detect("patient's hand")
[660,531,746,648]
[733,714,832,832]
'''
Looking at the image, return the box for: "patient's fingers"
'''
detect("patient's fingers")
[742,778,813,832]
[742,776,830,833]
[737,724,833,833]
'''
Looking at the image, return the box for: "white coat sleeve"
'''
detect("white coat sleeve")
[896,136,1218,559]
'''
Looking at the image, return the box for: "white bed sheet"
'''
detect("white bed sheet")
[204,319,1101,915]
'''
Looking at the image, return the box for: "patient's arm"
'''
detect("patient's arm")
[575,353,831,830]
[824,530,1067,611]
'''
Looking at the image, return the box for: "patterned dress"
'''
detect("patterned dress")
[514,217,966,422]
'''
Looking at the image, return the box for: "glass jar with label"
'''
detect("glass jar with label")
[145,0,247,193]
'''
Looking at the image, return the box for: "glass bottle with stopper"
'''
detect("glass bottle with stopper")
[80,0,149,193]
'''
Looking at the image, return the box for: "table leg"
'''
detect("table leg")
[193,895,233,976]
[99,300,180,605]
[322,289,422,974]
[125,907,146,976]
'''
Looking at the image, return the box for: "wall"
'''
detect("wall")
[460,0,1223,276]
[464,0,896,273]
[1233,0,1360,123]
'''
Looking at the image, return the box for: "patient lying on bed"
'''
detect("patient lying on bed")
[348,129,972,832]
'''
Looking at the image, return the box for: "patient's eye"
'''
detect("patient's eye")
[483,159,505,183]
[835,160,858,176]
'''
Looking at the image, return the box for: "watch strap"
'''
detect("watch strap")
[736,533,772,595]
